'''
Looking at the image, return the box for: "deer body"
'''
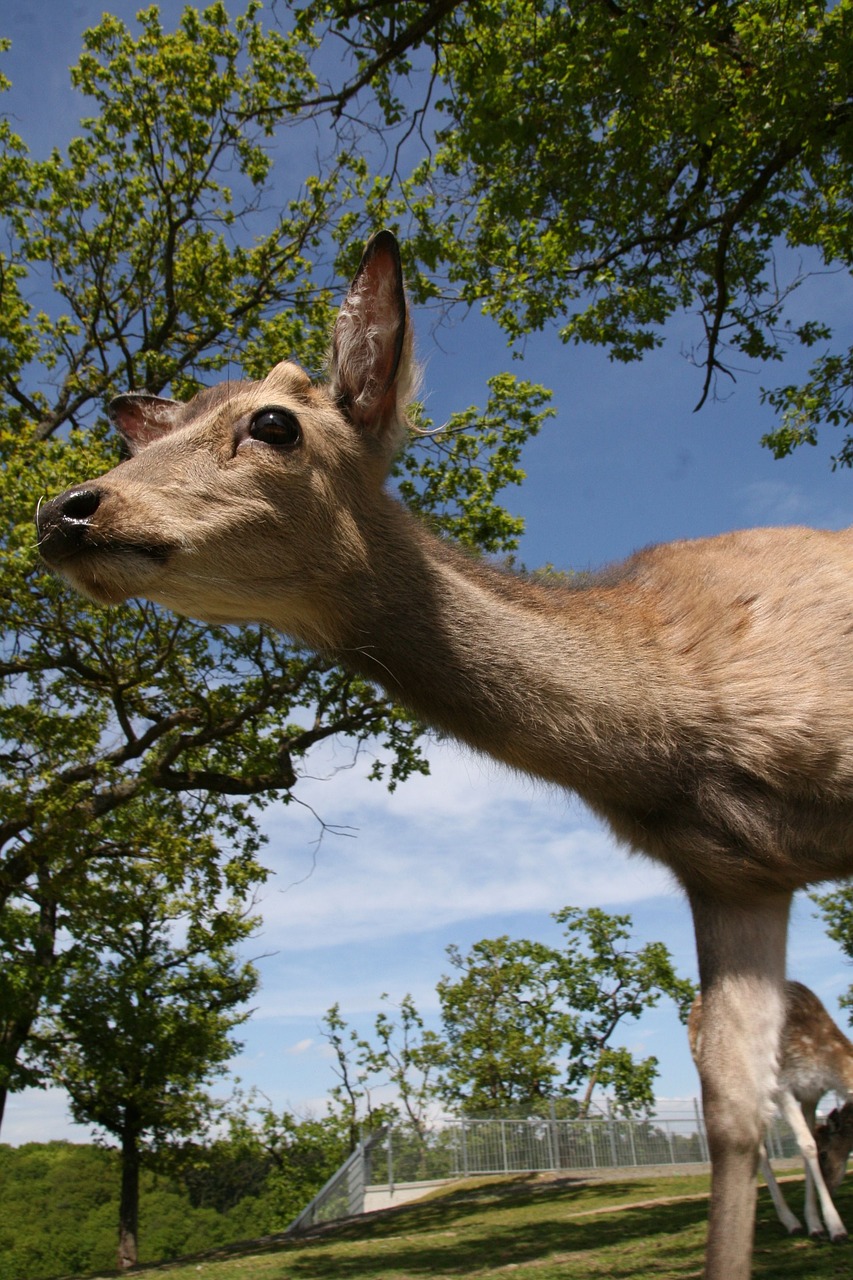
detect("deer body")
[35,232,853,1279]
[49,407,853,894]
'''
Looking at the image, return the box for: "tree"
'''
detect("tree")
[322,995,447,1148]
[436,935,567,1113]
[811,886,853,1019]
[176,1091,350,1228]
[547,906,696,1113]
[302,0,853,465]
[324,909,694,1123]
[40,847,258,1270]
[436,906,696,1116]
[0,4,552,1124]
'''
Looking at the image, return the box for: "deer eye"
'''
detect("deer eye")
[248,407,301,449]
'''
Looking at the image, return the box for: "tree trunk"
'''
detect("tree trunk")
[577,1065,600,1120]
[118,1127,141,1269]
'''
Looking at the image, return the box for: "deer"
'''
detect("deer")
[690,980,853,1241]
[818,1100,853,1193]
[34,230,853,1279]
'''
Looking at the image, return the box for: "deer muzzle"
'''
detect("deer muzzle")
[36,482,175,607]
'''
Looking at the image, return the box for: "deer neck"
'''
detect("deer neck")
[283,493,672,796]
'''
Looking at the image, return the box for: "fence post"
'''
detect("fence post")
[607,1099,618,1167]
[548,1098,559,1171]
[501,1119,509,1172]
[387,1126,394,1197]
[666,1122,676,1164]
[347,1141,363,1217]
[693,1097,709,1163]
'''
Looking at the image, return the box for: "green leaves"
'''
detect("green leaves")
[811,885,853,1016]
[437,934,566,1113]
[33,852,259,1265]
[324,908,695,1124]
[0,0,558,1140]
[42,852,259,1149]
[437,906,696,1117]
[5,3,337,436]
[395,373,554,553]
[324,0,853,455]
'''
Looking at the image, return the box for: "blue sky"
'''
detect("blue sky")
[4,1,853,1146]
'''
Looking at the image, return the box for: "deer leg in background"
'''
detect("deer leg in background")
[779,1092,849,1241]
[759,1143,804,1234]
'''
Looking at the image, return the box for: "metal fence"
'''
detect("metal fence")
[286,1098,806,1235]
[287,1126,389,1233]
[376,1100,713,1187]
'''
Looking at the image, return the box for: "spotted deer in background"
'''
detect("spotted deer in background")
[36,231,853,1279]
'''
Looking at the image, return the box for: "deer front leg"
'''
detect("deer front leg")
[689,891,791,1280]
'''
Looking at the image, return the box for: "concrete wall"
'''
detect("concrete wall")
[363,1179,459,1212]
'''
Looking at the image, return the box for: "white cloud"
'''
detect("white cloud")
[3,1088,95,1146]
[253,740,677,956]
[286,1038,315,1055]
[738,479,849,529]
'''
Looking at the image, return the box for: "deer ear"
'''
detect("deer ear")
[109,392,183,455]
[330,230,414,449]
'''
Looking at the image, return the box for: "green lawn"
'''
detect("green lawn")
[82,1170,853,1280]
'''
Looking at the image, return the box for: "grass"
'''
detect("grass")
[84,1170,853,1280]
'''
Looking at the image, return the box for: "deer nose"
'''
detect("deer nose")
[57,487,102,522]
[37,486,103,563]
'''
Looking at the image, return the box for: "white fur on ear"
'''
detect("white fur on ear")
[109,393,182,455]
[330,231,418,450]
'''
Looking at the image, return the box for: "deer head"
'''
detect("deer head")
[36,232,417,644]
[817,1100,853,1192]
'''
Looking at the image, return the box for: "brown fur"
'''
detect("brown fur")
[35,230,853,1278]
[818,1100,853,1191]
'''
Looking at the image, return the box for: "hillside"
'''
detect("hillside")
[82,1169,853,1280]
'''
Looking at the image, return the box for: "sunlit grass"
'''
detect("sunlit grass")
[87,1170,853,1280]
